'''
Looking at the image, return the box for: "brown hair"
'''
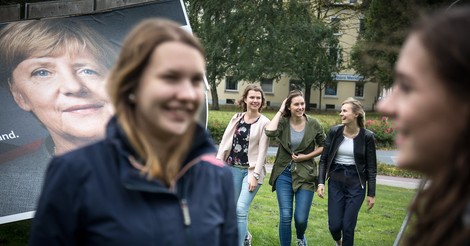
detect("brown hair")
[282,90,304,117]
[0,19,117,87]
[107,18,205,186]
[403,6,470,246]
[341,97,365,128]
[237,84,266,112]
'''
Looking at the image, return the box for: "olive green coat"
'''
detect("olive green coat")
[265,115,325,192]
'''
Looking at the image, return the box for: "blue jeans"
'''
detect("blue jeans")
[328,164,365,246]
[231,166,261,246]
[275,167,314,246]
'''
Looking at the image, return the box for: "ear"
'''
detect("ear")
[9,81,32,111]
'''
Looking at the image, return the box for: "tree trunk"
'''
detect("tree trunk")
[318,87,323,112]
[304,83,312,111]
[210,79,220,110]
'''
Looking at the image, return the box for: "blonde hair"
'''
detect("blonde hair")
[342,97,365,128]
[107,18,205,186]
[0,19,117,87]
[237,84,266,112]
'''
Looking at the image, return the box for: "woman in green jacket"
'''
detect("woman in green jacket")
[265,90,325,246]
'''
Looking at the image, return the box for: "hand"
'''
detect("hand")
[367,196,375,210]
[317,184,325,199]
[291,153,308,162]
[248,176,258,192]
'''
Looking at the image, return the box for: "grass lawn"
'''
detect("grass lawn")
[249,174,415,245]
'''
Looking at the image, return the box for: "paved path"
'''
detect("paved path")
[264,163,420,190]
[268,147,398,165]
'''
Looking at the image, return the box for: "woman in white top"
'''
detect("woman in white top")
[317,98,377,246]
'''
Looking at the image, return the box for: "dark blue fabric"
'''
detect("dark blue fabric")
[29,117,238,246]
[327,165,365,246]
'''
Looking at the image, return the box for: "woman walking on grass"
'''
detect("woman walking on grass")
[217,85,270,246]
[317,98,377,246]
[265,90,325,246]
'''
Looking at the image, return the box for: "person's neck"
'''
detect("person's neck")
[244,110,260,123]
[343,123,360,137]
[290,114,304,125]
[51,135,95,156]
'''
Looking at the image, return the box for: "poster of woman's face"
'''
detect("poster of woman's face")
[0,0,192,223]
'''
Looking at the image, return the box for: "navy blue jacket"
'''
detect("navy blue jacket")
[29,117,238,246]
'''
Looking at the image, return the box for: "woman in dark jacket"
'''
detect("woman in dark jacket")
[317,97,377,246]
[29,19,238,246]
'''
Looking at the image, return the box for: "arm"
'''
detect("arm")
[216,113,240,160]
[316,127,335,199]
[366,131,378,209]
[293,121,326,162]
[265,98,286,132]
[249,118,270,190]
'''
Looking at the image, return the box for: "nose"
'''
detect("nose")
[377,92,397,118]
[59,70,88,96]
[176,79,201,101]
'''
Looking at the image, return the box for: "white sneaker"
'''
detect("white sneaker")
[244,231,252,246]
[297,237,308,246]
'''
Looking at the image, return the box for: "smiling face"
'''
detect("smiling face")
[244,90,262,112]
[9,50,112,153]
[134,41,205,141]
[339,103,358,126]
[377,34,468,175]
[288,95,305,118]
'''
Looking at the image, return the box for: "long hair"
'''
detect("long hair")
[107,18,205,186]
[403,6,470,246]
[342,97,365,128]
[282,90,304,117]
[237,84,266,112]
[0,19,118,88]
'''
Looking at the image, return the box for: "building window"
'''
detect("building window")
[331,17,341,35]
[226,99,235,104]
[261,78,274,93]
[349,0,357,3]
[328,46,341,68]
[355,83,364,97]
[225,76,238,91]
[325,82,337,96]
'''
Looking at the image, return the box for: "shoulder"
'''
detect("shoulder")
[51,140,110,174]
[305,115,322,126]
[258,114,270,124]
[329,124,343,134]
[363,128,375,137]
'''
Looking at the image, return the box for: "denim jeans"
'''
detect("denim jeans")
[231,166,261,246]
[275,167,314,246]
[328,164,365,246]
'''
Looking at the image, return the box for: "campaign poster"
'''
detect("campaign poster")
[0,0,207,224]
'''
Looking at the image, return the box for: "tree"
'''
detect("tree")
[349,0,469,89]
[281,1,341,111]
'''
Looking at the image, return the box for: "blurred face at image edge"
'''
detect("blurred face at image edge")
[377,34,469,175]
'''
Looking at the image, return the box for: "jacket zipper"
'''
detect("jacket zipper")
[354,164,364,189]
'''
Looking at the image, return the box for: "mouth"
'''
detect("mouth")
[63,103,104,114]
[163,105,195,122]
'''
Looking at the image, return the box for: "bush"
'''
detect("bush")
[366,116,395,148]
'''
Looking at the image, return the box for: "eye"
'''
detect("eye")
[31,69,52,77]
[191,75,204,86]
[79,68,100,76]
